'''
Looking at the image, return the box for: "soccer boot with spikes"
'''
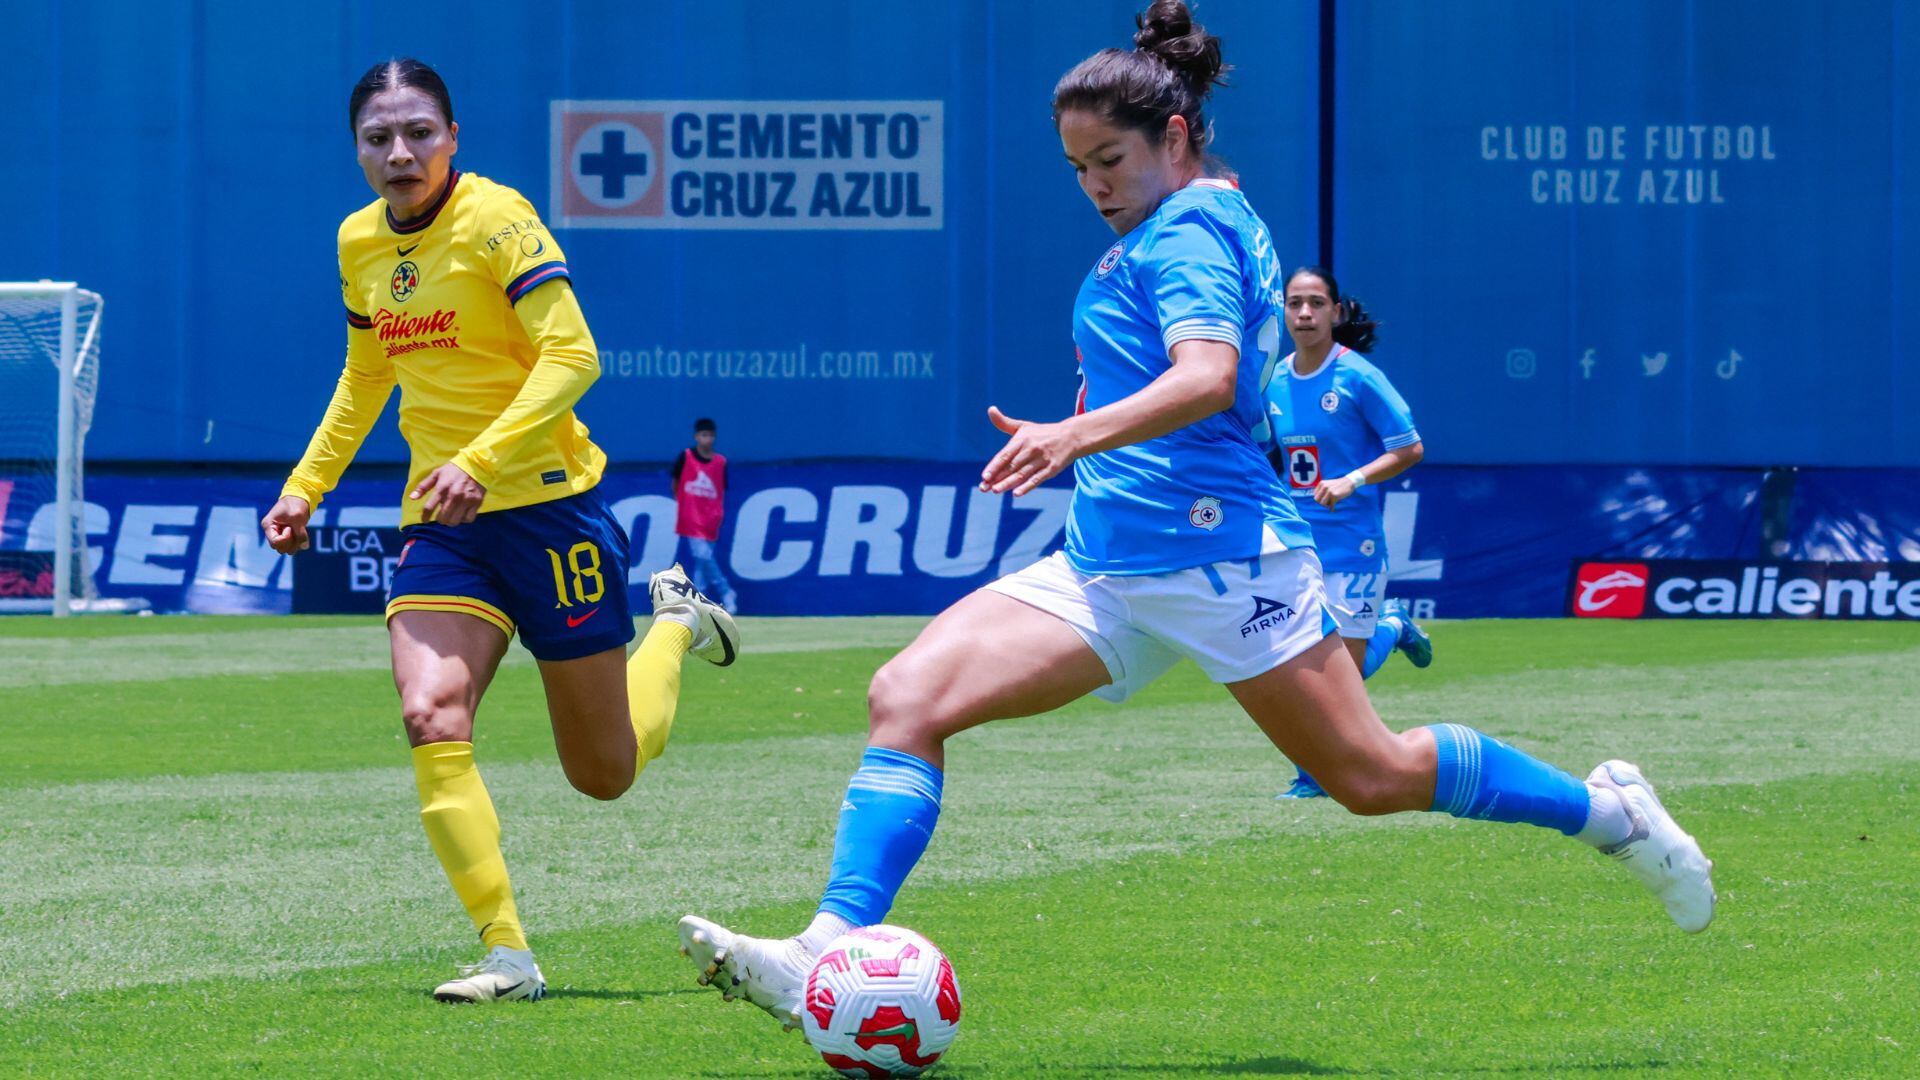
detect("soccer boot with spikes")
[1384,599,1433,668]
[432,945,547,1003]
[1587,760,1716,933]
[649,563,741,666]
[677,915,811,1030]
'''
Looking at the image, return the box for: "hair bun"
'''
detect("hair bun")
[1133,0,1226,94]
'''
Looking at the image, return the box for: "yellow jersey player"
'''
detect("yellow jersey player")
[260,58,739,1004]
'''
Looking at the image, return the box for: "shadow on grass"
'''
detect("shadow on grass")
[690,1054,1669,1077]
[416,986,700,1003]
[1043,1060,1353,1076]
[546,986,702,1002]
[690,1056,1352,1078]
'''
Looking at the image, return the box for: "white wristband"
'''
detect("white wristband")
[1343,469,1368,489]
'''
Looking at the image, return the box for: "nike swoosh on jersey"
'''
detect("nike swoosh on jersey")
[397,242,421,256]
[566,607,600,628]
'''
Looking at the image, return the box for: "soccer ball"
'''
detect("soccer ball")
[801,925,962,1078]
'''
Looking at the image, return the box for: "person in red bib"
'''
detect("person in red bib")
[672,418,737,613]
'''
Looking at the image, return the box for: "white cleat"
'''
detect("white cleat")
[677,915,811,1030]
[649,564,741,667]
[432,945,547,1003]
[1588,760,1717,933]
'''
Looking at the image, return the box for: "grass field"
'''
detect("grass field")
[2,615,1916,1078]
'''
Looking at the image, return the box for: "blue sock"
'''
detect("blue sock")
[1424,723,1591,835]
[817,747,944,926]
[1360,619,1401,679]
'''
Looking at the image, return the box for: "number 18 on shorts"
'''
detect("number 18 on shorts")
[386,490,636,661]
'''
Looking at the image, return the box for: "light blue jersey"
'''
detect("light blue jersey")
[1265,345,1419,572]
[1064,179,1312,576]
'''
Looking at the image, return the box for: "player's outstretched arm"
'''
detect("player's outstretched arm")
[980,338,1237,496]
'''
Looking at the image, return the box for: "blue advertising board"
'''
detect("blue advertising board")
[1,461,1857,620]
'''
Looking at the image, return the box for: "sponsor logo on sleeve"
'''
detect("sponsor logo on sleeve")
[552,100,944,230]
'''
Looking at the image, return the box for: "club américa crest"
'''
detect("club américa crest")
[390,261,420,302]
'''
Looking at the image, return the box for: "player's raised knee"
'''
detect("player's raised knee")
[562,757,635,801]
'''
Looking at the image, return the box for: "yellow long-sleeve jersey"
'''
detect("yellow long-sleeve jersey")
[282,170,607,526]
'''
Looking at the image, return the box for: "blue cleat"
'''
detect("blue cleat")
[1386,599,1433,668]
[1276,769,1329,799]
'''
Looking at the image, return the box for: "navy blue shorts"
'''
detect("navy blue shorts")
[387,489,635,662]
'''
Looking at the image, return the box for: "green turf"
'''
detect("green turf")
[1,616,1916,1077]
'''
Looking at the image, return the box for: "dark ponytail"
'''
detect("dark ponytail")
[1333,297,1379,353]
[1287,266,1380,353]
[1052,0,1229,162]
[349,58,455,135]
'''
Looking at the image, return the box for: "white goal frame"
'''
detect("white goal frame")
[1,282,102,616]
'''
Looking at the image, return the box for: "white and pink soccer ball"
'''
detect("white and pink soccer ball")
[801,925,962,1078]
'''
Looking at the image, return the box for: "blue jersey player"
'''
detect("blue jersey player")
[1268,268,1432,798]
[675,0,1716,1035]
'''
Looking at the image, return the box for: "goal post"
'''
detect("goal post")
[0,282,104,616]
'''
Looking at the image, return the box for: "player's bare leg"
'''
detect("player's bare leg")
[391,610,546,1001]
[539,646,639,800]
[866,589,1113,766]
[1231,634,1436,813]
[680,589,1109,1028]
[1340,635,1369,672]
[1232,634,1713,930]
[539,565,741,799]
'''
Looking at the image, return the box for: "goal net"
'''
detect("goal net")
[0,283,103,615]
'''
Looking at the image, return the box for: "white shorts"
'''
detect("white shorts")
[984,536,1336,703]
[1323,570,1385,638]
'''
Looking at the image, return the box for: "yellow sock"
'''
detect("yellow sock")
[628,619,693,768]
[411,742,527,952]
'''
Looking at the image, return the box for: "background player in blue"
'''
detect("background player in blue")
[1269,268,1431,799]
[675,0,1716,1034]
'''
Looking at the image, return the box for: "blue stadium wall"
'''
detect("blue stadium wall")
[3,1,1916,616]
[9,0,1913,466]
